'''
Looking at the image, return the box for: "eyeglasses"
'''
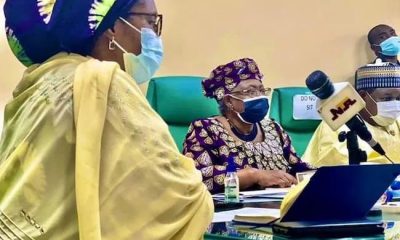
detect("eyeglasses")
[125,12,163,36]
[230,87,272,97]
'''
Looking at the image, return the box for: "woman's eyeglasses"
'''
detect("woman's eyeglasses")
[230,87,272,97]
[125,12,163,36]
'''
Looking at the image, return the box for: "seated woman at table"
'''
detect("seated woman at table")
[183,58,311,194]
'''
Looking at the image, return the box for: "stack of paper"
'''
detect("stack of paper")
[380,202,400,213]
[240,188,291,203]
[212,207,280,223]
[212,193,243,202]
[240,187,292,199]
[212,187,291,203]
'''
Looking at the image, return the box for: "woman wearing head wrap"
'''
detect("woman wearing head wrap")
[0,0,212,239]
[183,58,311,194]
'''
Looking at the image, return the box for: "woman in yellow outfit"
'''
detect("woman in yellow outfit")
[0,0,213,239]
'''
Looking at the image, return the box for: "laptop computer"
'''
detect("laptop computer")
[273,164,400,237]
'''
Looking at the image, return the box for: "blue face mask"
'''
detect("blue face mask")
[230,95,269,124]
[377,36,400,57]
[115,18,164,84]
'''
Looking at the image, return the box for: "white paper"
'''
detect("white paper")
[213,195,280,203]
[240,187,292,197]
[239,198,279,203]
[212,193,244,201]
[296,170,316,183]
[213,188,291,203]
[212,207,280,223]
[293,94,321,120]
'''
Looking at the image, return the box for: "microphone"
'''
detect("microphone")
[305,70,387,157]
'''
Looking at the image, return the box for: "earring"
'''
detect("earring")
[108,36,116,51]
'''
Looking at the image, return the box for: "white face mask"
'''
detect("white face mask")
[113,17,164,84]
[370,100,400,127]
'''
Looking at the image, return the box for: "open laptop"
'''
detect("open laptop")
[272,164,400,237]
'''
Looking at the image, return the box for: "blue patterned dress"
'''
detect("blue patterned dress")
[183,117,310,193]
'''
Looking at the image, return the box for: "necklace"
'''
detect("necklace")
[230,122,258,142]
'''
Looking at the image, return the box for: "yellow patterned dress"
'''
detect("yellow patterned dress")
[0,53,213,240]
[303,120,400,167]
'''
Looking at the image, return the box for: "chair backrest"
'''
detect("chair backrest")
[146,76,219,151]
[269,87,321,157]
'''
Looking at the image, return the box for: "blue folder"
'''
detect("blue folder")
[273,164,400,237]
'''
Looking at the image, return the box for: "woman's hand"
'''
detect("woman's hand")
[255,169,298,188]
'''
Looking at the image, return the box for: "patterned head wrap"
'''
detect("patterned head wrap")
[356,65,400,91]
[202,58,263,101]
[4,0,138,66]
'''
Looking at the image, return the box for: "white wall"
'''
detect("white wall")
[155,0,400,86]
[1,0,400,100]
[1,0,24,104]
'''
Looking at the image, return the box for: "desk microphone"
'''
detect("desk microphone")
[305,70,393,163]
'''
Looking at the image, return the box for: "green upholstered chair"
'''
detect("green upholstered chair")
[146,76,219,152]
[269,87,321,157]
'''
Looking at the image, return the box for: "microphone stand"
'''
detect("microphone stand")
[338,131,367,165]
